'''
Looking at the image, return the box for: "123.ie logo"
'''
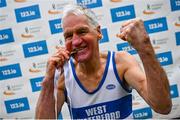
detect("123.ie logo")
[76,0,102,9]
[144,17,168,34]
[30,76,44,92]
[15,4,41,23]
[22,40,48,58]
[156,51,173,66]
[0,28,15,45]
[5,97,30,113]
[0,63,22,81]
[110,5,136,23]
[0,0,7,8]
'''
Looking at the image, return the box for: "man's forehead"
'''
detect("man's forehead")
[62,14,89,27]
[63,25,90,33]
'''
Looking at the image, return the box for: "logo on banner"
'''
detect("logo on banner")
[48,3,67,14]
[0,28,15,45]
[3,84,24,96]
[3,85,15,96]
[110,5,136,22]
[99,28,109,44]
[0,63,22,81]
[116,42,137,55]
[144,17,168,34]
[170,0,180,11]
[174,16,180,27]
[0,49,17,62]
[133,107,152,119]
[5,97,30,113]
[22,40,48,58]
[156,51,173,66]
[21,26,42,38]
[151,37,168,49]
[0,51,7,61]
[170,84,179,98]
[76,0,102,8]
[175,32,180,46]
[21,27,33,38]
[0,14,8,22]
[49,18,63,34]
[30,76,44,92]
[143,3,163,15]
[15,4,41,23]
[0,0,6,7]
[29,61,46,73]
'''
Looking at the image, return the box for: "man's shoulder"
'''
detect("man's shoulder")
[113,51,135,65]
[115,51,131,56]
[100,50,131,59]
[100,51,135,64]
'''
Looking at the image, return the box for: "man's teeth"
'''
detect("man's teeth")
[71,47,86,55]
[74,47,85,51]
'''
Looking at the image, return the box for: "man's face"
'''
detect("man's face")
[63,14,100,62]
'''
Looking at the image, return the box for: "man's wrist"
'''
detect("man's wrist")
[41,77,54,90]
[136,40,155,55]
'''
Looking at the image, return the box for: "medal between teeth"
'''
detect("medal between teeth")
[57,48,84,67]
[70,48,84,56]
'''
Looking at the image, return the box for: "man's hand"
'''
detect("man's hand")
[117,18,150,51]
[45,47,70,80]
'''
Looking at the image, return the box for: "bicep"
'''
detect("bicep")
[124,60,150,102]
[116,52,148,97]
[124,63,147,95]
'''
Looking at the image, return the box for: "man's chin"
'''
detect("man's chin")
[75,55,91,63]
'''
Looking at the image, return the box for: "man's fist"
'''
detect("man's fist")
[117,19,151,51]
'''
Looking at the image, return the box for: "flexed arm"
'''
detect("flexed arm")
[117,19,172,114]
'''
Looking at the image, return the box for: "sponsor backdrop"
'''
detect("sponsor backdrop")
[0,0,179,119]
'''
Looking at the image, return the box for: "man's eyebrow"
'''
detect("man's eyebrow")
[64,26,89,35]
[63,30,72,36]
[76,26,89,30]
[75,26,90,33]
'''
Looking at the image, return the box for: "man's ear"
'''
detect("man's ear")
[96,25,101,34]
[98,34,103,40]
[96,25,103,40]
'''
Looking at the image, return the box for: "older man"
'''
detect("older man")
[35,4,172,119]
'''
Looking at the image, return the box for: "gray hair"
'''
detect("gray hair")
[62,4,99,29]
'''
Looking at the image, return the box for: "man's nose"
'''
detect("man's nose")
[72,34,82,46]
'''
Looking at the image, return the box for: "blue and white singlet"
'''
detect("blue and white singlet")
[61,51,132,119]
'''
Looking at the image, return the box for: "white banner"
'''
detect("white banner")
[0,0,179,119]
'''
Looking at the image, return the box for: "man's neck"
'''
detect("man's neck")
[77,54,101,75]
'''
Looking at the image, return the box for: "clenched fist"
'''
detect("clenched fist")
[117,19,151,51]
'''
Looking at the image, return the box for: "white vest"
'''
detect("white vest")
[56,51,132,119]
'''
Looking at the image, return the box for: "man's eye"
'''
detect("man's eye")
[65,35,72,41]
[78,29,88,34]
